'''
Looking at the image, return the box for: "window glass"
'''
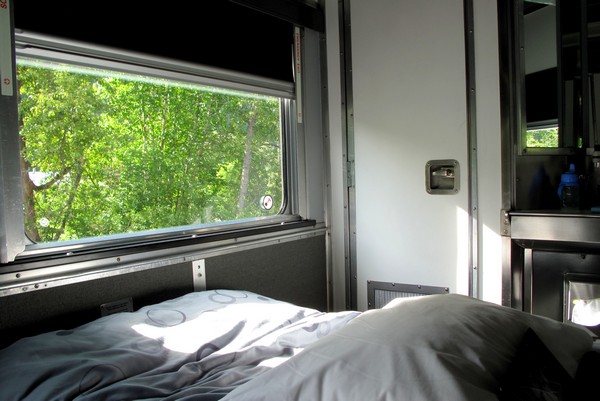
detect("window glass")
[17,57,284,243]
[526,125,559,148]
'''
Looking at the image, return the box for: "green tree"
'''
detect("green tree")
[526,127,559,148]
[17,62,283,243]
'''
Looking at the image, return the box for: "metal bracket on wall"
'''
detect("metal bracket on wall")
[501,209,511,237]
[347,160,355,188]
[100,297,133,316]
[192,259,206,291]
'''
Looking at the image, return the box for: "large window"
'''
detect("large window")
[0,33,299,264]
[0,0,324,264]
[18,57,286,244]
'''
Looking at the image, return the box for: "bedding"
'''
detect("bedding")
[222,294,594,401]
[497,328,576,400]
[0,289,359,401]
[0,291,595,401]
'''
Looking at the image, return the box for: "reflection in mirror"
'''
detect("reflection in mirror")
[559,0,585,150]
[522,0,600,153]
[523,1,560,150]
[588,1,600,148]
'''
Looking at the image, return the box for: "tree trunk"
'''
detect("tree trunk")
[55,159,84,241]
[238,111,257,213]
[19,135,40,242]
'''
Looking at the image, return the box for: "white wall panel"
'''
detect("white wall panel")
[325,0,503,310]
[350,0,470,310]
[323,0,348,311]
[474,0,503,304]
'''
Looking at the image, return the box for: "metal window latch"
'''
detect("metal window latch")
[431,168,455,178]
[426,159,459,194]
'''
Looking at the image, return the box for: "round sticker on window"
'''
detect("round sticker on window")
[260,195,273,210]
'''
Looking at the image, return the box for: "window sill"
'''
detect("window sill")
[3,216,316,271]
[0,217,322,297]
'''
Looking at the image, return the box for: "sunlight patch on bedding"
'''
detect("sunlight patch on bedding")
[131,303,304,354]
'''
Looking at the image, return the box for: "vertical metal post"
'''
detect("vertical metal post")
[339,0,357,310]
[498,0,521,307]
[464,0,479,298]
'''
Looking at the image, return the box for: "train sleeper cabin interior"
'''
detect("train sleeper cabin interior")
[1,0,599,400]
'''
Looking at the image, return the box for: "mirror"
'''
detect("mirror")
[521,0,600,155]
[523,2,559,150]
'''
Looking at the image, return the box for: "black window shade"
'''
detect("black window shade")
[13,0,295,82]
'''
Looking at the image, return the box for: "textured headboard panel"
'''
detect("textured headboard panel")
[0,234,327,349]
[206,234,327,311]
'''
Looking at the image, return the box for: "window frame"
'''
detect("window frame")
[1,28,304,264]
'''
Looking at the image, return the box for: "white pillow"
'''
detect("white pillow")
[222,294,593,401]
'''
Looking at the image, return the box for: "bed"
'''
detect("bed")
[0,289,597,401]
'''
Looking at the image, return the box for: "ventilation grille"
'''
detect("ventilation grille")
[367,281,449,309]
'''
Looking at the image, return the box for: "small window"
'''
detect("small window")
[17,56,287,244]
[526,125,559,148]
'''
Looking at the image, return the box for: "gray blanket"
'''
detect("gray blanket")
[0,289,359,401]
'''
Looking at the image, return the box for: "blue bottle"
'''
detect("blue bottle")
[557,163,580,210]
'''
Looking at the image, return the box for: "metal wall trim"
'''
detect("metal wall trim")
[498,0,520,307]
[319,25,334,311]
[0,225,327,297]
[464,0,479,298]
[510,213,600,244]
[340,0,357,310]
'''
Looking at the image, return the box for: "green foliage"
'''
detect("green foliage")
[18,61,283,243]
[526,127,559,148]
